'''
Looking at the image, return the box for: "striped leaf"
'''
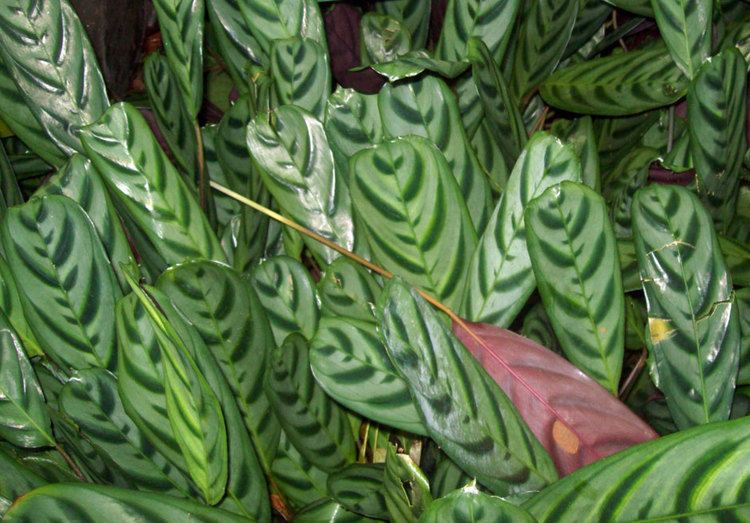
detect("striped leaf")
[240,0,326,59]
[1,195,121,370]
[563,1,612,61]
[250,256,320,345]
[3,484,247,523]
[143,53,198,174]
[151,0,204,119]
[310,317,425,435]
[0,138,23,209]
[525,181,624,393]
[271,37,331,121]
[421,484,536,523]
[369,51,469,82]
[318,257,381,323]
[651,0,712,79]
[246,105,357,264]
[617,239,641,292]
[550,116,600,191]
[0,0,109,156]
[524,416,750,521]
[59,368,193,495]
[688,48,747,229]
[328,464,388,520]
[436,0,522,63]
[540,44,688,116]
[384,445,432,523]
[632,184,740,428]
[216,95,263,196]
[0,445,71,509]
[157,260,280,473]
[295,498,375,522]
[736,288,750,385]
[373,0,430,49]
[430,456,471,498]
[350,136,478,310]
[361,13,412,65]
[378,76,492,230]
[721,235,750,287]
[521,303,561,354]
[461,133,582,327]
[0,311,53,448]
[509,0,579,101]
[603,0,653,15]
[265,333,356,472]
[271,431,329,511]
[597,111,660,172]
[0,254,42,358]
[379,279,558,496]
[80,102,225,269]
[36,154,138,292]
[469,119,510,192]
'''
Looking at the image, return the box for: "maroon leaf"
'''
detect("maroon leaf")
[453,321,658,476]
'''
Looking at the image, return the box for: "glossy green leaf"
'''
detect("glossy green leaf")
[157,260,280,473]
[526,181,624,393]
[247,105,358,264]
[351,136,478,310]
[563,1,612,60]
[551,116,600,191]
[421,483,536,523]
[80,102,225,269]
[265,333,356,472]
[633,184,740,428]
[2,195,121,370]
[384,445,432,523]
[318,257,380,322]
[361,13,411,64]
[379,279,557,496]
[0,137,22,210]
[271,37,331,121]
[509,0,579,101]
[3,483,249,522]
[525,416,750,521]
[597,111,660,172]
[0,311,53,448]
[310,317,425,435]
[0,254,42,358]
[0,445,67,509]
[369,52,469,81]
[250,256,320,345]
[736,288,750,385]
[59,368,193,495]
[143,52,197,174]
[378,76,492,230]
[469,119,510,192]
[271,431,329,510]
[0,0,109,155]
[295,498,375,522]
[151,0,204,119]
[618,239,641,292]
[461,133,582,327]
[688,48,747,229]
[36,154,138,292]
[328,463,388,520]
[430,456,471,498]
[521,302,561,353]
[651,0,712,79]
[540,45,688,115]
[373,0,430,49]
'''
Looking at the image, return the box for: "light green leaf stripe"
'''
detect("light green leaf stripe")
[421,484,536,523]
[0,0,109,156]
[351,136,478,310]
[318,257,381,323]
[526,181,624,394]
[461,133,582,327]
[524,417,750,522]
[632,184,740,428]
[80,102,225,270]
[310,317,425,435]
[378,76,492,230]
[0,254,43,358]
[1,195,121,371]
[327,463,388,520]
[651,0,712,79]
[271,37,331,121]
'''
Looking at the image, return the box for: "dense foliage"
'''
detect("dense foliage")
[0,0,749,521]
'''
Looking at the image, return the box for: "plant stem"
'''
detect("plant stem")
[194,121,207,211]
[619,348,648,400]
[56,443,87,482]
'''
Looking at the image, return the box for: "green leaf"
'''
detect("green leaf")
[688,48,747,229]
[0,254,43,358]
[318,257,380,323]
[143,53,198,174]
[295,498,376,522]
[373,0,430,49]
[430,456,471,498]
[59,368,193,495]
[617,238,641,292]
[521,302,561,353]
[157,260,280,473]
[36,154,138,292]
[421,483,536,522]
[0,311,53,448]
[632,184,740,428]
[379,279,557,496]
[550,116,600,191]
[524,416,750,521]
[378,76,492,230]
[436,0,522,63]
[509,0,579,101]
[151,0,204,119]
[247,105,358,265]
[736,288,750,385]
[328,463,389,520]
[271,431,329,510]
[384,445,432,523]
[0,0,109,156]
[1,195,121,370]
[603,0,653,16]
[3,483,249,522]
[597,111,660,172]
[0,136,26,209]
[540,45,688,116]
[563,1,612,60]
[351,136,478,310]
[525,181,624,393]
[80,102,225,270]
[461,132,582,327]
[368,52,469,82]
[361,13,412,64]
[250,256,321,345]
[651,0,712,79]
[721,235,750,287]
[271,37,331,121]
[265,333,356,472]
[0,445,66,507]
[310,317,425,435]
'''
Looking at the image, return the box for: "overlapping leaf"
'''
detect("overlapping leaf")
[384,445,432,523]
[421,484,536,522]
[374,0,430,49]
[271,431,329,511]
[317,257,381,322]
[360,13,411,65]
[328,464,388,520]
[652,0,712,79]
[271,37,331,121]
[0,255,42,358]
[551,116,600,191]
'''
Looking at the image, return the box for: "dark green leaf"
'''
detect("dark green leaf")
[360,13,412,64]
[421,483,536,522]
[328,464,388,520]
[295,498,376,522]
[384,445,432,523]
[318,257,380,322]
[550,116,600,191]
